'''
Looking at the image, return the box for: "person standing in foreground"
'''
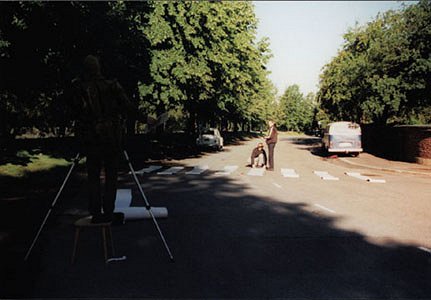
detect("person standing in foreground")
[71,55,133,223]
[265,120,278,171]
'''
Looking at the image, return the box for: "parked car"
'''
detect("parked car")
[322,121,363,156]
[196,128,224,150]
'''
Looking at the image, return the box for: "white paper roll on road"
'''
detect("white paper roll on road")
[114,207,168,220]
[116,189,132,208]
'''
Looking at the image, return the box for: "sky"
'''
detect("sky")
[254,1,411,96]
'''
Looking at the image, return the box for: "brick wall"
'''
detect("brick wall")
[362,125,431,165]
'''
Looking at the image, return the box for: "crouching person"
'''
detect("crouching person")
[249,142,267,168]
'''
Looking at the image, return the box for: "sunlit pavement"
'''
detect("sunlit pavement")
[11,134,431,299]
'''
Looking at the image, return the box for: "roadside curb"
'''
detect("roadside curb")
[338,157,431,177]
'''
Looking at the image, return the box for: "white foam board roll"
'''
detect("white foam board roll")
[114,207,168,220]
[116,189,132,208]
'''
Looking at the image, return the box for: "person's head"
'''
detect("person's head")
[268,120,275,127]
[257,142,264,149]
[83,55,102,78]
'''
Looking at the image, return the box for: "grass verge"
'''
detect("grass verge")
[0,150,71,178]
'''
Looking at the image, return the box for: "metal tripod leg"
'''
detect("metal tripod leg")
[24,153,81,261]
[123,150,174,262]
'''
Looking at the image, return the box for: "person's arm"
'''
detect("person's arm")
[266,126,274,141]
[251,148,258,158]
[112,80,136,119]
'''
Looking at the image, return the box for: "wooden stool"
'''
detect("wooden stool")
[71,216,115,264]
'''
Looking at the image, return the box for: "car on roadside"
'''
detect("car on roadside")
[196,128,224,151]
[322,121,363,156]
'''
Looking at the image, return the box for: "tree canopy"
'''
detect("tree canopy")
[141,1,275,133]
[0,1,275,138]
[276,85,316,133]
[0,2,153,137]
[317,1,431,125]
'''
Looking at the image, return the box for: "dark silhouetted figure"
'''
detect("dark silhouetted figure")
[71,55,132,223]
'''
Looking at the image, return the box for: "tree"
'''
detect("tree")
[276,85,315,132]
[141,1,274,133]
[0,2,152,137]
[318,1,431,125]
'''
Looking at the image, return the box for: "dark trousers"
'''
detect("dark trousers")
[267,143,276,170]
[86,147,119,217]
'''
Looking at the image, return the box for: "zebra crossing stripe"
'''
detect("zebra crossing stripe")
[345,172,386,183]
[345,172,368,180]
[157,166,184,175]
[247,168,265,176]
[367,178,386,183]
[133,165,163,174]
[281,168,299,178]
[214,165,238,175]
[313,171,339,181]
[186,165,209,175]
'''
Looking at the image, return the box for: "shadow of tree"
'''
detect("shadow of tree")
[1,132,261,168]
[288,136,359,159]
[283,136,327,157]
[3,159,430,299]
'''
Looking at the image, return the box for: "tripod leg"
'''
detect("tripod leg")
[123,150,174,262]
[24,153,81,261]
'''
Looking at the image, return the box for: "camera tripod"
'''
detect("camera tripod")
[24,150,174,262]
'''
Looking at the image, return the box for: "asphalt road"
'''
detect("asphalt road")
[7,134,431,299]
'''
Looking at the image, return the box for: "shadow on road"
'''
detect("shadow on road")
[282,136,327,157]
[2,159,430,299]
[287,136,360,159]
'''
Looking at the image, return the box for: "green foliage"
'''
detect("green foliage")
[0,2,152,137]
[318,1,431,125]
[141,1,275,132]
[0,150,70,177]
[0,1,275,137]
[276,85,316,133]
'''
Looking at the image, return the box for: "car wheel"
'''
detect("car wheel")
[321,144,328,156]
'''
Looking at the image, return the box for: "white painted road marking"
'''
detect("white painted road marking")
[132,165,163,174]
[157,166,184,175]
[314,204,336,213]
[345,172,368,180]
[418,247,431,254]
[247,168,265,176]
[214,165,238,175]
[272,182,282,189]
[345,172,386,183]
[186,165,209,175]
[314,171,339,181]
[281,168,299,178]
[367,178,386,183]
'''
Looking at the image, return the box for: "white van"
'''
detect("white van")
[322,121,363,156]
